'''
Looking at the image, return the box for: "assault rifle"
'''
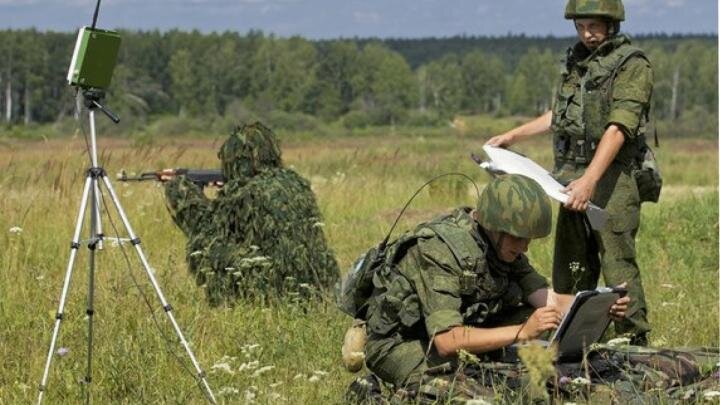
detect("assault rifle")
[117,168,225,188]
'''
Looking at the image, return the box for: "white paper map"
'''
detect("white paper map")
[476,145,608,231]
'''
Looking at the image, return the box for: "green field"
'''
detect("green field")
[0,129,717,403]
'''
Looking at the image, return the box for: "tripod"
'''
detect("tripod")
[37,90,217,404]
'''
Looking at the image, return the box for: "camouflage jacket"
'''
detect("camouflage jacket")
[551,34,653,183]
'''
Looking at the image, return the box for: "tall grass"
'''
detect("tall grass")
[0,133,717,403]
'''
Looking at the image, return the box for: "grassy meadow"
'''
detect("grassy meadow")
[0,121,718,403]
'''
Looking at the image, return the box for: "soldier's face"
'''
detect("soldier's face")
[574,18,609,50]
[493,232,531,263]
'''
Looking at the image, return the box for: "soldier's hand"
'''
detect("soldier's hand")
[485,133,516,148]
[520,307,562,341]
[158,168,176,182]
[609,282,630,321]
[562,174,597,212]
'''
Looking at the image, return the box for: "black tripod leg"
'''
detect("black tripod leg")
[83,176,103,405]
[38,175,93,405]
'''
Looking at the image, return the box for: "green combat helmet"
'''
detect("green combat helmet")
[476,174,552,239]
[218,121,283,183]
[565,0,625,21]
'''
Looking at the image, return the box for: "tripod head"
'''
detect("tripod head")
[82,89,120,124]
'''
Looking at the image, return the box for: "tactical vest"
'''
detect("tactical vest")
[551,37,650,172]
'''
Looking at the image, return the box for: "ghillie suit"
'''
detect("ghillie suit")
[165,122,339,304]
[347,345,720,404]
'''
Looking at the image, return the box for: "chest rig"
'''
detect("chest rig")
[551,36,649,171]
[422,215,516,325]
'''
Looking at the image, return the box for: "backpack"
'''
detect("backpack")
[336,211,482,319]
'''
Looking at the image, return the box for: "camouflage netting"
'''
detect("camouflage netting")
[164,121,339,305]
[348,345,720,404]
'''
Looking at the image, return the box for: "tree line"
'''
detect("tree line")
[0,29,716,136]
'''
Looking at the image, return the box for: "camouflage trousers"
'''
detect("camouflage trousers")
[553,170,651,339]
[348,346,720,404]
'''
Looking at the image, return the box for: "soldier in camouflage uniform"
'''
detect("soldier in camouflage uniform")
[342,175,630,399]
[164,122,339,305]
[487,0,652,344]
[340,175,719,403]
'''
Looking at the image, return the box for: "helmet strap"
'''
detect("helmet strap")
[606,18,620,36]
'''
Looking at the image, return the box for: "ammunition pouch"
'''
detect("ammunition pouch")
[554,135,599,168]
[632,145,662,203]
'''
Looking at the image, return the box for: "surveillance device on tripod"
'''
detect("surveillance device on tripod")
[37,1,216,403]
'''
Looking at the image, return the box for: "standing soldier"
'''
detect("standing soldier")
[164,122,339,305]
[487,0,653,344]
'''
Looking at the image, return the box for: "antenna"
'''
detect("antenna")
[91,0,101,29]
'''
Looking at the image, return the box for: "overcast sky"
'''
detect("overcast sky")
[0,0,716,38]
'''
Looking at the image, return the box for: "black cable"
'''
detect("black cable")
[380,172,481,250]
[96,185,210,400]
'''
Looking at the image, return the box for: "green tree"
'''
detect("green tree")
[461,50,506,114]
[307,41,360,119]
[422,54,463,119]
[248,36,317,114]
[351,43,416,125]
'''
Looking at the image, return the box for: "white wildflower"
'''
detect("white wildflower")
[210,362,235,375]
[9,226,22,234]
[313,370,328,376]
[705,391,720,399]
[238,360,260,371]
[244,389,256,402]
[332,171,346,183]
[298,283,311,289]
[312,222,325,228]
[606,337,631,347]
[251,365,275,378]
[293,373,304,380]
[189,250,203,257]
[241,343,261,356]
[308,375,320,383]
[217,386,239,396]
[571,377,590,386]
[36,275,45,281]
[466,400,492,405]
[660,283,674,288]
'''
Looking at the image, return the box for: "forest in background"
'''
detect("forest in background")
[0,30,716,138]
